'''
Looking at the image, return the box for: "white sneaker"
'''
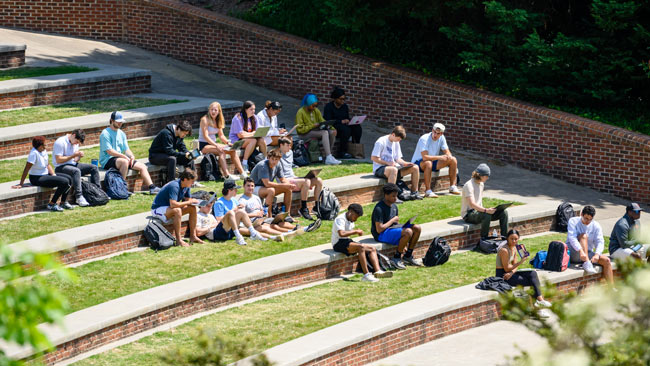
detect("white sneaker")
[228,174,241,180]
[192,181,205,188]
[240,170,248,179]
[449,185,461,195]
[251,231,268,241]
[425,189,438,198]
[374,270,393,278]
[235,235,247,246]
[325,155,341,165]
[538,309,552,319]
[535,299,552,308]
[271,235,285,242]
[583,261,597,274]
[361,273,379,282]
[76,195,90,207]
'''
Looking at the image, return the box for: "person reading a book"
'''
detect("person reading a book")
[461,164,509,239]
[496,229,551,307]
[295,93,341,165]
[148,120,195,184]
[229,101,267,171]
[324,87,362,160]
[256,100,287,147]
[410,122,460,198]
[609,203,648,262]
[277,137,323,220]
[198,101,247,179]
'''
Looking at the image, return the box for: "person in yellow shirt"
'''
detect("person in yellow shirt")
[295,93,341,165]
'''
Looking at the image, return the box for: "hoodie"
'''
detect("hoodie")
[149,124,189,159]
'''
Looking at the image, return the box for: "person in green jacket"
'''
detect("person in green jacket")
[295,93,341,165]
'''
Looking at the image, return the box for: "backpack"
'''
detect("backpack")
[543,241,569,272]
[555,202,574,232]
[103,168,130,200]
[306,140,321,163]
[191,190,213,201]
[529,250,548,269]
[476,236,506,254]
[292,139,310,167]
[357,251,396,273]
[315,188,340,220]
[144,217,175,251]
[423,236,452,266]
[81,180,109,206]
[247,148,265,171]
[395,178,413,201]
[200,153,222,182]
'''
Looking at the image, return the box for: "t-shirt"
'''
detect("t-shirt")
[410,133,449,163]
[99,127,129,168]
[566,216,604,255]
[278,150,296,179]
[213,196,239,218]
[151,179,190,210]
[239,194,264,215]
[250,159,281,186]
[256,109,280,145]
[332,212,355,244]
[461,178,483,218]
[197,211,218,240]
[52,135,79,167]
[371,200,398,240]
[229,113,256,142]
[371,135,403,172]
[27,148,49,176]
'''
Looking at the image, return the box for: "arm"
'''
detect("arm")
[371,155,393,167]
[464,184,492,213]
[566,219,581,252]
[374,216,400,234]
[338,228,363,238]
[200,118,224,147]
[12,162,33,188]
[498,247,527,273]
[217,128,231,146]
[295,109,316,135]
[168,198,196,209]
[593,224,605,255]
[261,177,292,190]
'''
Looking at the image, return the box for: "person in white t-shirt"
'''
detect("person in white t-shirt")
[410,123,460,198]
[371,126,421,201]
[52,129,100,207]
[566,205,613,284]
[256,100,287,147]
[460,164,509,239]
[331,204,393,282]
[196,200,219,240]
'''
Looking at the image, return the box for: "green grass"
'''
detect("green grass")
[44,195,513,316]
[0,97,186,128]
[0,66,97,81]
[70,232,560,366]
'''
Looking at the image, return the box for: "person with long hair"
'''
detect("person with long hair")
[324,87,361,159]
[229,101,267,170]
[256,100,286,147]
[198,101,247,179]
[295,93,341,165]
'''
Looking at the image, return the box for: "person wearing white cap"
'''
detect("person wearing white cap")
[460,163,509,239]
[410,122,460,198]
[609,203,648,262]
[99,111,161,194]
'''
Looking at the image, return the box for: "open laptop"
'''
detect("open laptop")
[271,212,289,225]
[303,169,321,180]
[394,215,418,229]
[493,202,513,215]
[348,115,367,125]
[253,126,271,138]
[224,139,245,151]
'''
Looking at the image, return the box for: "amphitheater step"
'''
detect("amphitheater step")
[0,44,26,68]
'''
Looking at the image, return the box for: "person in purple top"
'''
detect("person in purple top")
[229,101,267,171]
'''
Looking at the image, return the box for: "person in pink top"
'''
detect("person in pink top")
[229,101,267,171]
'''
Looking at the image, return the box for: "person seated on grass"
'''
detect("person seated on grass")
[99,111,160,194]
[410,122,460,198]
[13,136,73,212]
[497,229,551,307]
[229,101,266,171]
[250,149,294,216]
[199,101,247,179]
[332,203,392,283]
[277,137,323,220]
[52,128,100,207]
[150,169,204,247]
[371,183,422,270]
[212,178,267,244]
[148,120,196,184]
[196,199,219,240]
[371,126,421,202]
[461,164,509,239]
[609,203,648,262]
[567,205,613,284]
[295,93,341,165]
[256,100,287,147]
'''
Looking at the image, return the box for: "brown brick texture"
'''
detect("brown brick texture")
[0,49,25,68]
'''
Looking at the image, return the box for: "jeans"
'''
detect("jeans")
[55,163,100,197]
[464,208,509,238]
[333,122,362,157]
[29,174,72,203]
[149,153,195,183]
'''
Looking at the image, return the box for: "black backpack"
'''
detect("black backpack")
[200,153,222,182]
[395,178,413,201]
[315,188,340,220]
[423,236,451,266]
[543,241,569,272]
[357,251,396,273]
[555,202,574,232]
[292,139,310,167]
[247,149,265,171]
[81,180,109,206]
[144,217,175,251]
[103,168,130,200]
[476,236,506,254]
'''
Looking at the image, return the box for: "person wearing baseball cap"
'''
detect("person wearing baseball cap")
[460,163,509,239]
[410,122,460,198]
[609,203,648,261]
[212,178,267,245]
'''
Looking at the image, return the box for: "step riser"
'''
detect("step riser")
[0,50,25,68]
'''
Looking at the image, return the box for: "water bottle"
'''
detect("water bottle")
[492,229,498,237]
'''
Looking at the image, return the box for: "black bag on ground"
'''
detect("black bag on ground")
[475,236,506,254]
[315,188,340,220]
[395,178,413,201]
[476,276,513,293]
[102,168,130,200]
[356,251,396,273]
[144,217,175,251]
[200,153,222,182]
[81,180,109,206]
[423,236,451,266]
[247,148,265,171]
[555,202,574,232]
[292,139,310,167]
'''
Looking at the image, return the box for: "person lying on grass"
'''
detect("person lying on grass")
[212,178,266,246]
[332,203,393,283]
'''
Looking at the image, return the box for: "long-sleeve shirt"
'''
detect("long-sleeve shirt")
[295,107,324,135]
[566,216,604,254]
[609,214,640,254]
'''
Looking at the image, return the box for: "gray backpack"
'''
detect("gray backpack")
[144,217,175,251]
[315,188,340,220]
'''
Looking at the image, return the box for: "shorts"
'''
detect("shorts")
[211,222,235,241]
[377,227,403,246]
[199,141,209,151]
[289,178,302,192]
[151,206,171,224]
[414,159,438,172]
[333,238,353,256]
[253,185,264,196]
[569,249,596,264]
[374,166,401,180]
[104,157,137,170]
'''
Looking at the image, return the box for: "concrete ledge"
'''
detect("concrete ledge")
[0,44,25,68]
[0,44,27,53]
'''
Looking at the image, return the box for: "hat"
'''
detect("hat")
[269,101,282,110]
[433,123,446,132]
[224,178,241,190]
[198,200,210,207]
[111,111,125,123]
[626,202,642,212]
[301,93,319,107]
[475,163,491,177]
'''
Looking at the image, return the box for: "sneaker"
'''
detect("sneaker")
[449,185,461,195]
[240,170,248,179]
[361,273,379,282]
[538,309,552,319]
[47,203,63,212]
[410,191,423,200]
[61,202,74,210]
[325,155,342,165]
[425,190,438,198]
[535,299,552,308]
[149,185,161,195]
[300,207,314,220]
[271,235,285,242]
[305,218,322,232]
[76,195,90,207]
[235,235,247,246]
[192,181,206,188]
[374,270,394,279]
[251,231,268,241]
[583,261,597,275]
[402,256,423,267]
[390,257,406,270]
[341,152,354,159]
[395,197,404,204]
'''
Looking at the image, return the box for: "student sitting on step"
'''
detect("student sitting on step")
[150,169,204,247]
[324,87,362,160]
[371,126,421,201]
[277,137,323,220]
[148,120,195,184]
[249,149,294,216]
[332,203,392,282]
[295,93,341,165]
[199,101,247,179]
[212,178,267,245]
[566,205,614,284]
[460,164,508,239]
[410,122,460,198]
[371,183,423,270]
[229,101,266,172]
[196,199,219,240]
[256,100,286,147]
[52,129,100,207]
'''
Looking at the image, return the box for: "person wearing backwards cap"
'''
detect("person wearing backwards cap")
[410,122,460,198]
[460,163,509,239]
[609,203,648,262]
[99,111,161,194]
[295,93,341,165]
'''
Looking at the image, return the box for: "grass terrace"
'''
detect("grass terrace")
[0,97,186,128]
[0,65,98,81]
[69,232,564,366]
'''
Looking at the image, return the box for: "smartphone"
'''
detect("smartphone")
[632,244,643,252]
[190,149,201,159]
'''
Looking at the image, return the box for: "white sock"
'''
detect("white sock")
[234,229,243,238]
[247,225,258,236]
[242,159,248,167]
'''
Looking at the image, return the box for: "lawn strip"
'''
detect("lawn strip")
[0,66,97,81]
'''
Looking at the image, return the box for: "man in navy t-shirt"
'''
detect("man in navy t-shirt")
[151,169,204,247]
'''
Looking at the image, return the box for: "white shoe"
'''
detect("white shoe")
[535,299,552,308]
[271,235,285,242]
[449,185,461,195]
[191,181,205,188]
[325,155,341,165]
[425,190,438,198]
[251,231,268,241]
[240,170,248,179]
[538,309,552,319]
[228,174,241,180]
[374,270,393,278]
[235,235,247,246]
[583,261,597,274]
[361,273,379,282]
[76,195,90,207]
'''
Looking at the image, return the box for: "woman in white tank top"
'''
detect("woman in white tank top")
[199,102,246,178]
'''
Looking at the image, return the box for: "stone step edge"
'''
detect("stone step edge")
[0,93,241,142]
[0,44,26,53]
[2,201,568,360]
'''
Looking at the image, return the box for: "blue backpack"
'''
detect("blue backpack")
[103,168,130,200]
[529,251,547,269]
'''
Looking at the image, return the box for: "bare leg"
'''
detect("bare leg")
[397,228,413,255]
[242,139,257,160]
[165,207,190,247]
[183,205,204,244]
[256,137,267,156]
[408,225,421,249]
[114,158,129,179]
[225,149,245,174]
[420,160,432,192]
[593,254,614,285]
[383,166,398,184]
[133,161,154,187]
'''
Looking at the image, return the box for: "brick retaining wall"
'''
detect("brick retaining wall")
[0,49,25,68]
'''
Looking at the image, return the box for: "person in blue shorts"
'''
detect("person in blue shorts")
[371,183,422,269]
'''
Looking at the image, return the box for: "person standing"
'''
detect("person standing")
[52,129,100,207]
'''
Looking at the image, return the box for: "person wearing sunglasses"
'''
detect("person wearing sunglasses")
[295,93,341,165]
[324,87,362,159]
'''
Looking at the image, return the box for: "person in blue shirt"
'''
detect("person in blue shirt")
[151,169,203,247]
[211,178,267,245]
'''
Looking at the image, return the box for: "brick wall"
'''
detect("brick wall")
[0,49,25,68]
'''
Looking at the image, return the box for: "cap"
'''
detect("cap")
[198,200,210,207]
[433,122,446,132]
[111,111,126,123]
[475,163,491,177]
[224,178,242,190]
[626,202,642,212]
[269,101,282,110]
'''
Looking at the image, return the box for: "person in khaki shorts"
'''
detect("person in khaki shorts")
[609,203,648,262]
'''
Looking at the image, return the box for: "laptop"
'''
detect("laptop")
[493,202,513,215]
[303,169,321,180]
[253,126,271,138]
[224,139,245,151]
[271,212,289,225]
[394,215,418,229]
[348,115,367,125]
